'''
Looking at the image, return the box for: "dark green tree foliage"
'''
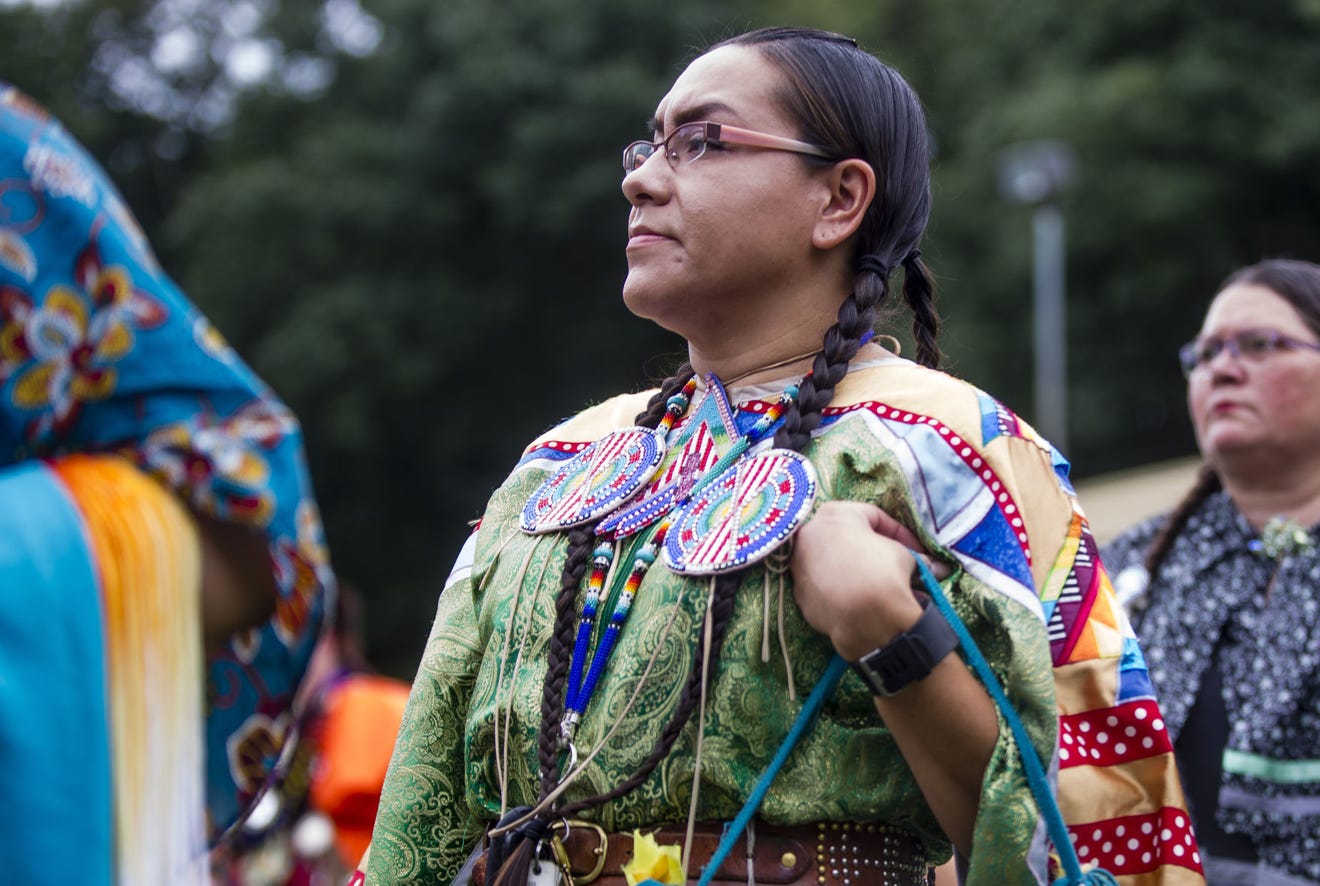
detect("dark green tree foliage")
[8,0,1320,674]
[164,0,749,672]
[871,0,1320,474]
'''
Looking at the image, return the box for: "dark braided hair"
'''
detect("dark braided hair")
[1143,258,1320,576]
[533,363,697,793]
[901,253,941,369]
[491,370,698,886]
[499,29,941,874]
[1143,463,1222,577]
[712,28,940,444]
[555,568,742,818]
[535,523,597,798]
[633,363,697,427]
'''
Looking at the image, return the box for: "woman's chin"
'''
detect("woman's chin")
[621,282,688,332]
[619,284,655,320]
[1202,431,1269,465]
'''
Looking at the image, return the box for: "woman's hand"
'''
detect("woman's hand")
[790,500,946,660]
[790,499,994,857]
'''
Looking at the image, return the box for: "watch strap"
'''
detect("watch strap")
[851,593,960,697]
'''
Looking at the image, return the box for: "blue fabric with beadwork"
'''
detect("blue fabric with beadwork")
[0,83,333,839]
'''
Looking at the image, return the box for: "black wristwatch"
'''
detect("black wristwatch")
[851,593,960,697]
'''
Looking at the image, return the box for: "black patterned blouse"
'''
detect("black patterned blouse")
[1103,490,1320,883]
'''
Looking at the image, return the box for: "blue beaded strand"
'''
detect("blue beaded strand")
[565,542,614,714]
[560,383,799,744]
[566,543,659,732]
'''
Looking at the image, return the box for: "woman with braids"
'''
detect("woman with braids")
[1105,259,1320,885]
[362,27,1196,886]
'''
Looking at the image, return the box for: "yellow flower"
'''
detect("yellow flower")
[621,830,684,886]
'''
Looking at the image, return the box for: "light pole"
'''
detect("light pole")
[997,140,1075,455]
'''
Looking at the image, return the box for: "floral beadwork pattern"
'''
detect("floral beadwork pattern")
[0,230,37,281]
[225,711,294,797]
[135,399,296,528]
[271,500,334,647]
[0,243,167,448]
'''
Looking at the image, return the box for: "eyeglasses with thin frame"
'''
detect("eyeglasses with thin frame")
[1178,328,1320,378]
[622,121,833,176]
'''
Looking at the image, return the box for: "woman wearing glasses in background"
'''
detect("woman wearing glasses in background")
[1106,258,1320,885]
[362,27,1196,885]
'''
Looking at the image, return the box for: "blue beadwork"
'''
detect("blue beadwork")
[561,382,803,743]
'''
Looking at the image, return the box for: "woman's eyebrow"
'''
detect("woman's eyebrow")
[649,101,739,136]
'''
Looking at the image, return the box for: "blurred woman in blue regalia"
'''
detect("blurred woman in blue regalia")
[0,83,333,884]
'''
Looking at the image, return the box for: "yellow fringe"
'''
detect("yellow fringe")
[51,454,207,884]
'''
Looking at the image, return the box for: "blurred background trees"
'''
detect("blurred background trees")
[5,0,1319,675]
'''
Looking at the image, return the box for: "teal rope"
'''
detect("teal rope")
[911,557,1117,886]
[694,655,849,886]
[693,556,1117,886]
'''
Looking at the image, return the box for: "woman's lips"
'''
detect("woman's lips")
[627,232,672,248]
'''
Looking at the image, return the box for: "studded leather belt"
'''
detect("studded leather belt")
[474,820,932,886]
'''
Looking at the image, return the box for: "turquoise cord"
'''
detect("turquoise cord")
[693,554,1119,886]
[911,557,1117,886]
[695,655,849,886]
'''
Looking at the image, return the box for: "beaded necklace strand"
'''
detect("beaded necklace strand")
[558,384,797,749]
[559,379,695,739]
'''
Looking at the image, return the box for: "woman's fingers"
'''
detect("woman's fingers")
[813,501,952,580]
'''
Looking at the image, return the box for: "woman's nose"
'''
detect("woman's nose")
[621,151,670,205]
[1205,341,1246,380]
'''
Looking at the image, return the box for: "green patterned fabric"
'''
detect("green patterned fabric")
[367,369,1063,885]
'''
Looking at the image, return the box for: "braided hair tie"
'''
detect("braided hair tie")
[855,254,892,278]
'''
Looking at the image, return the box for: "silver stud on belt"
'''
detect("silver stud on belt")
[814,822,930,886]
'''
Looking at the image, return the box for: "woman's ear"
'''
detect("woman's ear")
[812,159,876,250]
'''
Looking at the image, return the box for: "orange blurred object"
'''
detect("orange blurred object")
[307,673,411,866]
